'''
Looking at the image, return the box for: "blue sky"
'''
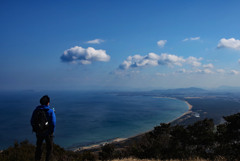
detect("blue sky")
[1,0,240,91]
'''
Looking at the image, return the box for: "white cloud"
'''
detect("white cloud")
[191,69,214,74]
[176,69,187,73]
[203,69,214,74]
[186,56,202,67]
[157,40,167,47]
[117,52,217,76]
[158,53,185,66]
[229,70,239,75]
[175,68,215,75]
[119,53,160,70]
[86,39,104,44]
[217,38,240,50]
[118,52,201,70]
[203,63,214,69]
[238,59,240,64]
[119,60,133,70]
[183,37,200,42]
[215,69,240,75]
[61,46,110,65]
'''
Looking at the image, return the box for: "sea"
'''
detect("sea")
[0,91,189,150]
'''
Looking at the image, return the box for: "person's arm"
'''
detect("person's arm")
[50,110,56,134]
[30,110,36,126]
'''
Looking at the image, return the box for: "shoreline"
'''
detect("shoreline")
[184,100,193,110]
[166,100,193,125]
[73,98,193,152]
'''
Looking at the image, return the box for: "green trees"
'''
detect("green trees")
[99,144,115,160]
[187,119,215,158]
[169,125,189,158]
[0,140,96,161]
[0,140,35,161]
[215,113,240,160]
[124,113,240,160]
[127,121,211,160]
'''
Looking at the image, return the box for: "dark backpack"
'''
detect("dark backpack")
[31,109,49,133]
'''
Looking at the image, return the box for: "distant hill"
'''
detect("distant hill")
[152,87,208,94]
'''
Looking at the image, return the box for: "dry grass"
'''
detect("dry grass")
[111,157,227,161]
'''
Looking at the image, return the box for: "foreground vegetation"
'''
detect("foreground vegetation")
[1,112,240,160]
[112,158,226,161]
[0,140,97,161]
[100,113,240,161]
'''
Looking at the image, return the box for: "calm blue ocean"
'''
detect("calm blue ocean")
[0,91,188,150]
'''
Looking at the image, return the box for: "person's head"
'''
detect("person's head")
[40,95,50,106]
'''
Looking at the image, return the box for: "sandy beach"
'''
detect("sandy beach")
[74,98,193,152]
[185,100,193,110]
[73,138,127,152]
[167,100,193,126]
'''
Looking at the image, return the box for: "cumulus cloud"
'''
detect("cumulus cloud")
[217,38,240,50]
[200,69,214,74]
[176,68,214,74]
[176,69,187,73]
[118,52,202,70]
[229,70,239,75]
[186,56,202,67]
[119,53,159,70]
[183,37,200,42]
[86,39,104,44]
[157,40,167,47]
[158,53,185,66]
[215,69,240,75]
[203,63,214,69]
[61,46,110,65]
[117,52,218,76]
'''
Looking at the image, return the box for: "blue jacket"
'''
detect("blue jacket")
[31,105,56,136]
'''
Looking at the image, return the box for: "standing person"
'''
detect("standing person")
[31,95,56,161]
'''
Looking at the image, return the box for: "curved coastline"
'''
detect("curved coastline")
[167,100,193,124]
[73,98,193,152]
